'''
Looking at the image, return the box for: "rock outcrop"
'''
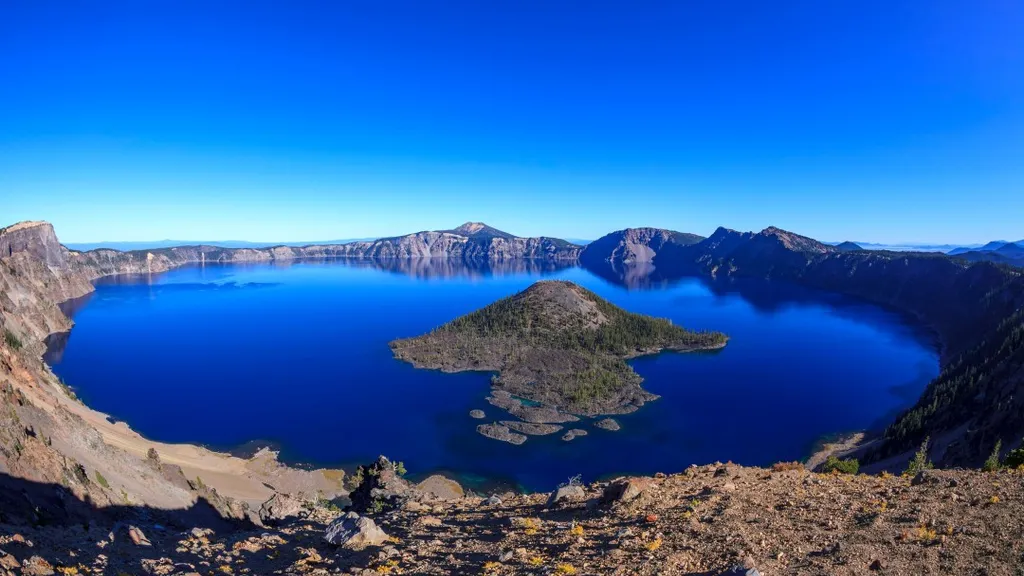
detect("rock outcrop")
[0,221,68,268]
[580,227,704,265]
[323,512,389,549]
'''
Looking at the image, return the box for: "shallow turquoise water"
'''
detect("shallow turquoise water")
[49,260,938,491]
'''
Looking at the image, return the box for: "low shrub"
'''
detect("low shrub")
[772,461,805,472]
[822,456,859,475]
[3,329,22,351]
[1004,443,1024,469]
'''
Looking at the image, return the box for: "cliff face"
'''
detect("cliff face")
[64,225,581,277]
[0,221,68,268]
[579,228,704,266]
[0,222,346,526]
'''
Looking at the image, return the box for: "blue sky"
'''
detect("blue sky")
[1,1,1022,244]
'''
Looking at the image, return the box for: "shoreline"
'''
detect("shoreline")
[25,265,350,508]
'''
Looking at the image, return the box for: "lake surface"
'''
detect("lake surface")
[48,259,938,491]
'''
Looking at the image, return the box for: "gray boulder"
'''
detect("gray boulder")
[547,484,585,507]
[324,512,389,549]
[259,492,308,525]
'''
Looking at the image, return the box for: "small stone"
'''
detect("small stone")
[499,550,514,562]
[482,495,503,506]
[0,551,19,570]
[616,528,632,539]
[419,516,442,528]
[911,470,942,486]
[128,525,152,547]
[21,556,54,576]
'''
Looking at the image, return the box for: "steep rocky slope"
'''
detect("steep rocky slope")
[580,228,704,266]
[0,222,346,529]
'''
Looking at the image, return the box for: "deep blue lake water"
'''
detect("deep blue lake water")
[48,260,938,492]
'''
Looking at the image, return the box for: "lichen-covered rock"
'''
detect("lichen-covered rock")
[323,512,389,549]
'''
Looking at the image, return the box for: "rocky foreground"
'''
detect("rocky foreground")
[2,457,1022,575]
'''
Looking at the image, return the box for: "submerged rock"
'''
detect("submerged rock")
[476,423,527,445]
[469,409,486,419]
[502,421,563,436]
[562,429,588,442]
[324,512,389,549]
[594,418,621,431]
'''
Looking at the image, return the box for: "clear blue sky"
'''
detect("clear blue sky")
[2,1,1022,244]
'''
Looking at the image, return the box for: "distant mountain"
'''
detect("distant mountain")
[579,228,704,266]
[835,241,864,252]
[948,241,1011,256]
[847,242,966,253]
[438,222,516,240]
[997,242,1024,257]
[65,222,582,276]
[949,242,1024,268]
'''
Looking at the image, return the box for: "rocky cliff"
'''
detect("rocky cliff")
[0,221,346,531]
[579,227,704,266]
[65,222,580,278]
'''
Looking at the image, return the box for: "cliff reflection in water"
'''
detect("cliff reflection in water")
[343,257,577,280]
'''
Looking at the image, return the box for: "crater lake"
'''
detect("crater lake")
[47,259,938,491]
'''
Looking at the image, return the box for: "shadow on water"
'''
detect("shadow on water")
[581,259,941,354]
